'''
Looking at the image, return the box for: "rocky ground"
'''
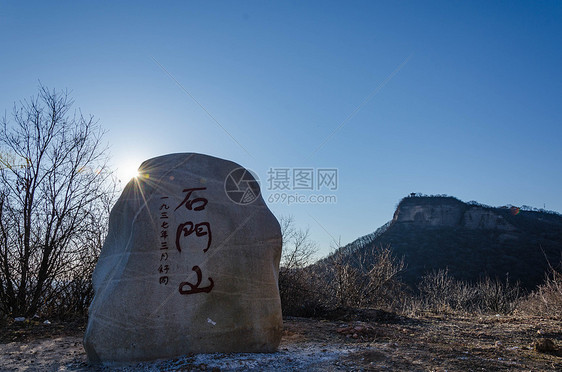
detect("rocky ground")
[0,311,561,371]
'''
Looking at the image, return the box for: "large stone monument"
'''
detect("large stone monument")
[83,153,282,363]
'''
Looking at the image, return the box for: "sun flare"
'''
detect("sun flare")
[117,161,141,183]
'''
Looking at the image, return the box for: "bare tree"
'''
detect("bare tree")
[278,216,319,316]
[41,190,115,318]
[327,249,367,307]
[0,85,114,317]
[360,245,407,308]
[322,243,406,309]
[279,215,317,270]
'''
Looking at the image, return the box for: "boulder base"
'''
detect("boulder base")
[84,153,282,363]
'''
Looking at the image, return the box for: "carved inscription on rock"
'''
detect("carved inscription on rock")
[157,187,214,295]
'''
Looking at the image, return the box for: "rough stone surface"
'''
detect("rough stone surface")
[393,197,515,230]
[83,153,282,363]
[463,207,515,230]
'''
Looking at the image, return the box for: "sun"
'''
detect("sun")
[116,160,141,183]
[123,167,139,181]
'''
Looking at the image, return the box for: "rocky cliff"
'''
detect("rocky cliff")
[338,195,562,290]
[393,196,516,231]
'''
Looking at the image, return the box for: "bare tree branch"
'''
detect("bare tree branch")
[0,85,116,317]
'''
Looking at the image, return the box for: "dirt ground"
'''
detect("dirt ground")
[0,311,561,371]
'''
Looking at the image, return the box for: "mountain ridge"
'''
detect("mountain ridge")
[332,195,562,290]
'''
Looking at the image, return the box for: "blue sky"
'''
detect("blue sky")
[2,1,561,258]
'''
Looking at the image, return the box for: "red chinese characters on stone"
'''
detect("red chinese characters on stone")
[178,266,214,295]
[174,187,214,296]
[175,222,211,252]
[174,187,208,211]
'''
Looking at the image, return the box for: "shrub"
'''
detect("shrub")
[519,263,562,319]
[417,268,522,314]
[288,245,408,314]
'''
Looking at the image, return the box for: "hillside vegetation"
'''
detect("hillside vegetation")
[280,196,562,319]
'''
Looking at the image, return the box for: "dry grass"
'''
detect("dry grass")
[519,266,562,319]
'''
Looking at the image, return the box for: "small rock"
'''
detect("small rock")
[534,338,556,353]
